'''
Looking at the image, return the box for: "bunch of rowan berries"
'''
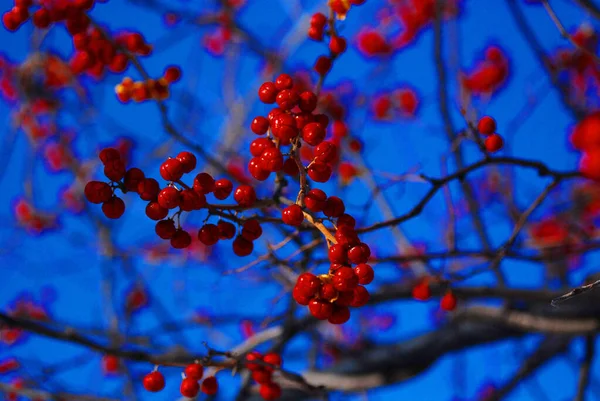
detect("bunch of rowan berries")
[477,116,504,153]
[142,363,219,397]
[3,0,97,32]
[245,352,283,400]
[115,66,181,103]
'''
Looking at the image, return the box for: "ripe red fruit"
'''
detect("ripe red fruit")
[214,178,233,200]
[102,355,119,374]
[272,113,299,143]
[281,204,304,226]
[201,376,218,395]
[124,168,145,192]
[299,91,318,113]
[249,157,270,181]
[218,221,236,239]
[440,291,457,311]
[305,189,327,212]
[333,266,359,292]
[293,285,312,305]
[275,73,294,91]
[143,371,165,392]
[193,172,216,194]
[104,159,126,182]
[309,299,333,320]
[350,286,370,307]
[263,353,282,369]
[171,229,192,249]
[296,272,322,297]
[323,196,345,218]
[276,89,300,110]
[145,201,169,221]
[260,148,284,172]
[328,243,349,264]
[176,151,197,173]
[314,142,337,163]
[155,219,176,239]
[32,8,51,28]
[485,134,504,153]
[251,368,272,384]
[245,351,263,370]
[308,162,332,182]
[251,116,269,135]
[180,377,200,398]
[329,36,347,54]
[319,282,338,301]
[99,148,121,164]
[283,158,299,176]
[250,138,275,157]
[259,382,282,401]
[241,219,262,241]
[85,181,113,204]
[302,122,326,146]
[233,235,253,256]
[337,214,356,228]
[328,305,350,325]
[354,263,374,285]
[233,185,256,207]
[198,224,220,246]
[314,55,332,75]
[180,189,205,211]
[138,178,160,201]
[158,187,181,209]
[477,116,496,136]
[164,65,182,83]
[102,197,125,219]
[412,280,431,301]
[160,158,184,181]
[347,243,371,264]
[310,12,327,27]
[258,82,278,104]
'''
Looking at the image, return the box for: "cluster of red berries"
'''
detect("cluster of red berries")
[143,364,218,397]
[570,112,600,180]
[115,65,181,103]
[328,0,366,20]
[196,218,258,257]
[3,0,99,32]
[245,352,283,401]
[412,278,457,312]
[372,86,419,120]
[477,116,504,153]
[462,46,509,96]
[13,198,56,234]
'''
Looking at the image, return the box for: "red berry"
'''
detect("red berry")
[249,157,270,181]
[180,189,206,211]
[329,36,347,54]
[251,116,269,135]
[347,243,371,264]
[337,214,356,228]
[233,235,253,256]
[263,353,282,369]
[193,173,215,194]
[283,158,299,176]
[302,122,326,146]
[477,116,496,136]
[305,189,327,212]
[160,158,184,181]
[234,185,256,207]
[440,291,457,311]
[354,263,374,285]
[332,266,358,291]
[158,187,181,209]
[138,178,160,201]
[350,286,370,307]
[323,196,345,218]
[164,65,182,83]
[180,378,200,398]
[485,134,503,153]
[258,82,278,104]
[99,148,121,164]
[85,181,112,204]
[241,219,262,241]
[245,351,263,370]
[102,196,125,219]
[328,243,349,264]
[314,141,337,163]
[260,148,284,172]
[272,113,299,143]
[310,12,327,27]
[143,371,165,392]
[146,201,169,220]
[314,55,332,75]
[298,91,318,112]
[104,159,126,182]
[102,355,119,374]
[259,382,282,401]
[296,272,322,297]
[328,305,350,324]
[412,280,430,301]
[198,224,220,246]
[217,221,236,239]
[32,8,51,28]
[275,73,294,91]
[250,138,275,157]
[214,178,233,200]
[251,368,272,384]
[171,229,192,249]
[155,219,176,239]
[309,299,333,320]
[176,151,197,173]
[201,376,218,395]
[292,285,312,305]
[281,204,304,226]
[275,89,300,110]
[308,162,332,182]
[124,168,145,192]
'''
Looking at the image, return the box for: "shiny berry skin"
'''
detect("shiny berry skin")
[251,116,269,135]
[104,159,126,181]
[295,112,315,130]
[477,116,496,136]
[336,290,355,307]
[333,266,358,291]
[138,178,160,201]
[259,382,282,401]
[440,291,457,311]
[241,219,262,241]
[160,158,184,181]
[308,162,332,183]
[292,285,312,305]
[272,113,299,143]
[193,173,215,194]
[218,221,236,239]
[299,91,318,112]
[276,89,300,110]
[296,272,322,297]
[319,282,338,301]
[233,185,256,207]
[198,224,220,246]
[102,197,125,219]
[171,229,192,249]
[328,243,349,264]
[176,151,197,173]
[250,138,275,157]
[347,243,371,264]
[282,204,304,226]
[260,148,284,172]
[143,371,165,392]
[314,142,337,163]
[275,73,294,91]
[258,82,278,104]
[311,12,327,27]
[85,181,113,204]
[249,157,270,181]
[305,189,327,212]
[180,378,200,398]
[350,286,370,307]
[302,122,326,146]
[124,168,145,192]
[32,8,51,28]
[335,225,360,245]
[99,148,121,164]
[201,376,218,395]
[329,36,347,54]
[158,187,181,209]
[354,264,374,285]
[233,235,253,256]
[146,202,169,220]
[309,299,333,320]
[155,219,176,239]
[214,179,233,200]
[485,134,504,153]
[328,305,350,325]
[323,196,345,217]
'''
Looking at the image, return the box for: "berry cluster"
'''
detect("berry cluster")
[115,65,181,103]
[328,0,366,20]
[462,46,509,96]
[477,116,504,153]
[142,364,218,397]
[245,352,283,401]
[571,112,600,180]
[412,278,457,312]
[3,0,101,32]
[371,86,419,120]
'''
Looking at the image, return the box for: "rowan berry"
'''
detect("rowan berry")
[164,65,181,83]
[176,151,197,173]
[157,187,181,209]
[233,185,256,207]
[272,113,299,143]
[347,243,371,264]
[335,225,359,245]
[292,285,312,305]
[259,382,282,401]
[155,219,176,239]
[241,219,262,241]
[217,221,236,239]
[258,82,278,104]
[354,264,374,285]
[329,36,347,54]
[328,305,350,325]
[337,214,356,228]
[193,172,215,194]
[314,55,332,75]
[440,291,457,311]
[308,162,332,182]
[160,158,184,181]
[302,122,326,146]
[274,73,294,91]
[336,290,355,307]
[477,116,496,136]
[333,266,358,291]
[485,134,503,153]
[104,159,126,182]
[323,196,345,217]
[251,116,269,135]
[102,355,119,374]
[281,204,304,226]
[198,224,220,246]
[308,25,324,41]
[214,178,233,200]
[245,351,263,370]
[201,376,218,395]
[123,168,145,192]
[180,377,200,398]
[412,280,430,301]
[263,353,282,369]
[309,299,333,320]
[143,371,165,392]
[180,189,205,211]
[32,8,50,28]
[185,363,204,381]
[138,178,160,201]
[85,181,112,204]
[310,12,327,28]
[145,201,169,221]
[305,189,327,212]
[260,148,284,172]
[251,369,272,384]
[99,148,121,164]
[249,157,270,181]
[314,141,337,163]
[171,229,191,249]
[296,272,322,297]
[350,286,370,307]
[328,243,349,264]
[102,197,125,219]
[250,138,274,157]
[298,91,318,112]
[314,114,330,129]
[233,235,253,256]
[276,89,299,110]
[319,282,338,301]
